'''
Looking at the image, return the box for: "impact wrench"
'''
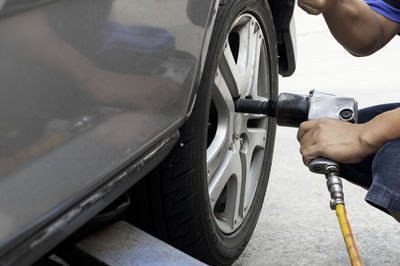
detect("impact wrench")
[235,90,362,266]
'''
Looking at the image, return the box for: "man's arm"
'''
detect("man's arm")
[298,0,400,56]
[297,107,400,165]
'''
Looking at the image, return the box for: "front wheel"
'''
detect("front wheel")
[128,0,278,264]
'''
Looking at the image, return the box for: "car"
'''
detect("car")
[0,0,296,265]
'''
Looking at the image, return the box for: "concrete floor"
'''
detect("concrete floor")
[234,8,400,266]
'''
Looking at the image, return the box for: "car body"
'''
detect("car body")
[0,0,296,264]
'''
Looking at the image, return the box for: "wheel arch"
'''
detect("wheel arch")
[265,0,296,77]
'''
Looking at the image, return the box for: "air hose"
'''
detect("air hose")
[336,204,362,266]
[314,163,363,266]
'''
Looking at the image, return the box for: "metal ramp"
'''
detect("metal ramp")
[76,221,205,266]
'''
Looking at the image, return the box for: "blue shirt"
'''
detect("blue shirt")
[365,0,400,23]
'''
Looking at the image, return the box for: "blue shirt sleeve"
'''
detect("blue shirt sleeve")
[364,0,400,23]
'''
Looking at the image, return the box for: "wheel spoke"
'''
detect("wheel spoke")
[220,42,242,98]
[234,18,256,96]
[240,128,266,214]
[246,18,258,71]
[242,18,263,97]
[230,174,243,229]
[207,134,230,182]
[249,35,263,97]
[208,144,242,210]
[239,146,251,216]
[214,67,235,113]
[239,129,266,192]
[208,68,235,180]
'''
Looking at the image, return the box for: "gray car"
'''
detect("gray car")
[0,0,296,265]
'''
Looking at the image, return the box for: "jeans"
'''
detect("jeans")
[340,103,400,214]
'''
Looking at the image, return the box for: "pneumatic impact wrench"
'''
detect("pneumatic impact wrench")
[235,90,362,266]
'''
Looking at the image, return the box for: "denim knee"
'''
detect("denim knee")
[365,139,400,213]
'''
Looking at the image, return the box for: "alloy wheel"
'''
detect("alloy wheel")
[207,13,270,234]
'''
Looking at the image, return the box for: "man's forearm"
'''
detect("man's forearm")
[362,108,400,152]
[298,0,400,55]
[323,0,384,56]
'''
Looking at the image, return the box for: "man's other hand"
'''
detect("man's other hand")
[297,118,375,165]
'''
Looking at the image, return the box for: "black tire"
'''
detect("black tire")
[128,0,278,264]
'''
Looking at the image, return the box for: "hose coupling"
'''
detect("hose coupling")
[325,166,344,210]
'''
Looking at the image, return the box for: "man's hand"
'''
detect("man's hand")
[298,0,338,15]
[297,118,376,165]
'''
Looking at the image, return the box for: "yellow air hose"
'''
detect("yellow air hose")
[336,204,362,266]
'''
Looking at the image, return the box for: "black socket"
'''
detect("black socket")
[275,93,309,127]
[234,99,270,115]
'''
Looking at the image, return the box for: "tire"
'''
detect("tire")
[127,0,278,264]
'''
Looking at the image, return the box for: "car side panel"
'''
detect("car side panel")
[0,0,216,255]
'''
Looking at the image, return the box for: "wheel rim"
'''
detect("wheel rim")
[207,13,270,234]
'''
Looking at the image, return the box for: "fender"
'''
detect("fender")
[266,0,296,77]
